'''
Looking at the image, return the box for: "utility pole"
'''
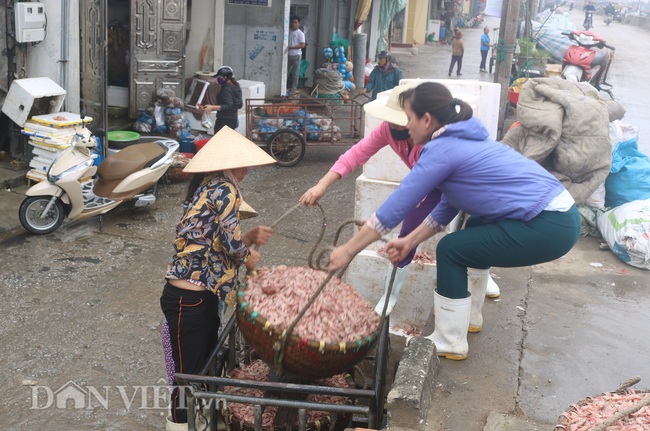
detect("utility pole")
[494,0,521,138]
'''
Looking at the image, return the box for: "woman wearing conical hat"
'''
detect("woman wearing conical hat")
[160,127,275,429]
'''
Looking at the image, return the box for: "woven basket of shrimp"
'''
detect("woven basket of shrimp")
[225,360,354,431]
[553,389,650,431]
[236,265,381,379]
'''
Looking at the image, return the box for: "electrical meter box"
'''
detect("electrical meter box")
[15,3,46,43]
[1,77,66,127]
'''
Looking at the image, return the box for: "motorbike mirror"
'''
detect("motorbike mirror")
[95,128,106,138]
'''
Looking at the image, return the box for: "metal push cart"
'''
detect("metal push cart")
[245,95,365,167]
[175,311,391,431]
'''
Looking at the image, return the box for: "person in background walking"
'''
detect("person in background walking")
[287,15,306,95]
[449,30,464,77]
[360,51,403,101]
[479,26,490,72]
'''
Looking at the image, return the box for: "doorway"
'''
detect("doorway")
[106,0,131,130]
[289,3,315,89]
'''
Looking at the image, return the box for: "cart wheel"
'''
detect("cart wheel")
[268,129,306,167]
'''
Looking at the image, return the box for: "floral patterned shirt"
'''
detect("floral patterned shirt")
[165,174,250,299]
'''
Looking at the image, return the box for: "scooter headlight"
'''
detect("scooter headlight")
[47,158,94,183]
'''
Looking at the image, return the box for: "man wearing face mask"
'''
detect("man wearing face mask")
[202,66,243,134]
[300,84,501,315]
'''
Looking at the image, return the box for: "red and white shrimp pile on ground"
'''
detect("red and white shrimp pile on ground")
[244,266,380,343]
[556,390,650,431]
[224,360,352,429]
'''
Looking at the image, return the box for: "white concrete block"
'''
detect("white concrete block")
[362,145,410,183]
[354,174,444,256]
[344,250,436,330]
[399,78,501,140]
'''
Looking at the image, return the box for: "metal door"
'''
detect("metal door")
[130,0,187,118]
[79,0,107,135]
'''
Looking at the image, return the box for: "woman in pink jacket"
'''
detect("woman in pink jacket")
[300,85,500,315]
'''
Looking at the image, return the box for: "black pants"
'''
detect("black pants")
[214,117,238,134]
[449,55,463,75]
[160,282,220,423]
[480,50,489,70]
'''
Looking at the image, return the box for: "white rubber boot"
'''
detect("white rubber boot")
[166,416,188,431]
[425,290,471,360]
[486,271,501,298]
[374,265,408,316]
[166,412,207,431]
[467,268,489,333]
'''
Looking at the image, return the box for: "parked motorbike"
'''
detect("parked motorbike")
[561,30,615,97]
[19,127,179,234]
[584,10,594,30]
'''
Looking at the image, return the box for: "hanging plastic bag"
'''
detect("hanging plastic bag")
[199,28,214,73]
[201,111,213,130]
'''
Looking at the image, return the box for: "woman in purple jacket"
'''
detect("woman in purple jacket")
[329,82,580,360]
[300,84,500,316]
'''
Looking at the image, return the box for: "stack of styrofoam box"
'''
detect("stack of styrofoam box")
[344,79,501,333]
[237,80,265,136]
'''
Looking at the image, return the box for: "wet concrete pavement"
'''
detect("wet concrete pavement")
[1,10,650,431]
[390,11,650,431]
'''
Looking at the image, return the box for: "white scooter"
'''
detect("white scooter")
[19,128,179,234]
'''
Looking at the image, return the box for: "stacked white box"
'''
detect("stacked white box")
[239,80,266,107]
[2,77,66,127]
[346,79,501,332]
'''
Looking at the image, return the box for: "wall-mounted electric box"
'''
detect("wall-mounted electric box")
[15,3,46,43]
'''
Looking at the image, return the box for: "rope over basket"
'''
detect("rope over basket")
[553,376,650,431]
[235,206,386,379]
[236,279,381,379]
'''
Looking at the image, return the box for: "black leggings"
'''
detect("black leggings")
[160,282,220,423]
[214,117,238,134]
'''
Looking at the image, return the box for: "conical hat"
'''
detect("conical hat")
[363,83,418,126]
[183,126,276,173]
[239,198,258,220]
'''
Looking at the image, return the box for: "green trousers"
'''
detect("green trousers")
[436,205,581,299]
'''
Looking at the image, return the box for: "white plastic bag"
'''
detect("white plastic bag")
[201,111,213,130]
[597,199,650,270]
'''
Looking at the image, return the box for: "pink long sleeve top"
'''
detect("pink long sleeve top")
[330,121,422,178]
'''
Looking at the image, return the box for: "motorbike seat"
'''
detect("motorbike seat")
[94,143,166,197]
[590,49,607,67]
